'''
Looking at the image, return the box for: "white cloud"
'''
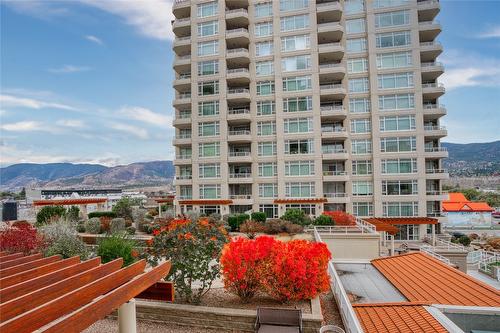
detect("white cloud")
[110,123,150,140]
[477,25,500,39]
[56,119,86,128]
[85,34,104,45]
[119,106,172,128]
[1,121,46,132]
[47,64,92,74]
[0,94,77,111]
[2,0,70,19]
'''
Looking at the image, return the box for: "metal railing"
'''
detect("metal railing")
[176,133,191,139]
[426,190,447,195]
[228,108,250,114]
[420,41,442,47]
[229,194,252,199]
[229,129,251,135]
[419,20,440,25]
[324,193,347,198]
[175,175,192,180]
[177,73,191,79]
[320,83,343,89]
[323,171,347,176]
[322,126,346,133]
[418,0,439,5]
[422,82,445,88]
[176,154,191,159]
[177,92,191,99]
[228,88,250,94]
[425,147,447,152]
[322,148,347,154]
[420,245,453,265]
[320,104,344,111]
[426,168,448,174]
[227,48,249,54]
[178,112,191,119]
[423,103,445,109]
[226,28,249,35]
[229,172,252,178]
[424,125,446,131]
[229,151,251,157]
[421,61,443,67]
[227,68,249,74]
[226,8,248,15]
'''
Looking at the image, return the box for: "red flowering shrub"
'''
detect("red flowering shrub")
[220,236,275,302]
[323,211,356,226]
[0,223,43,254]
[261,240,331,302]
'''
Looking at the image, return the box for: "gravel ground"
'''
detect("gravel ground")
[84,318,221,333]
[320,291,345,330]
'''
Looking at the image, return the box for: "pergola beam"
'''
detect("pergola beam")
[0,255,60,277]
[0,253,23,262]
[0,253,42,269]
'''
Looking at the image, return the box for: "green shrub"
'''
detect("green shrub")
[85,218,101,234]
[141,223,153,234]
[76,223,86,233]
[281,209,307,226]
[228,214,250,232]
[126,226,136,235]
[87,211,117,219]
[40,221,88,259]
[66,206,80,223]
[97,234,136,267]
[110,218,126,233]
[251,212,267,223]
[264,219,284,234]
[458,235,471,246]
[314,215,334,226]
[112,197,141,221]
[282,222,304,234]
[36,206,67,227]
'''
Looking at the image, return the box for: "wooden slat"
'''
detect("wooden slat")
[136,281,174,302]
[0,251,10,257]
[0,256,78,288]
[0,253,42,269]
[0,259,123,321]
[0,253,23,262]
[0,255,60,277]
[0,257,100,302]
[0,260,147,333]
[41,261,172,333]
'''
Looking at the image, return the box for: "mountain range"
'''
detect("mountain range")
[1,141,498,191]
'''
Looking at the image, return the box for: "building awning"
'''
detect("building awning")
[33,198,108,206]
[177,199,233,205]
[274,198,327,204]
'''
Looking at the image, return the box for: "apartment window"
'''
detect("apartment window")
[380,115,416,131]
[380,136,417,152]
[257,101,276,115]
[258,141,277,156]
[349,98,371,113]
[376,31,411,48]
[284,117,313,133]
[255,2,272,18]
[256,61,274,76]
[280,0,308,12]
[255,22,273,37]
[377,51,412,69]
[280,14,309,32]
[198,60,219,75]
[353,181,373,196]
[283,75,312,91]
[285,160,315,176]
[255,41,273,57]
[347,58,368,73]
[382,180,418,195]
[375,10,410,28]
[378,72,414,89]
[285,182,315,197]
[257,121,276,136]
[179,186,192,199]
[178,147,192,158]
[394,224,420,240]
[383,202,418,217]
[197,1,218,18]
[347,38,367,53]
[281,35,310,52]
[260,204,278,218]
[198,40,218,56]
[349,77,369,93]
[282,55,311,72]
[345,0,364,14]
[322,143,344,154]
[198,80,219,95]
[199,163,220,178]
[259,162,278,177]
[352,139,372,154]
[285,139,314,155]
[256,81,275,95]
[199,184,221,199]
[283,96,313,112]
[382,158,417,174]
[198,122,220,136]
[352,160,372,175]
[353,202,373,217]
[198,101,219,116]
[197,21,218,37]
[351,119,371,133]
[346,18,366,34]
[374,0,411,9]
[259,183,278,198]
[379,93,415,110]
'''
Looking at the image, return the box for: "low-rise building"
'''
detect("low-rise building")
[442,193,494,228]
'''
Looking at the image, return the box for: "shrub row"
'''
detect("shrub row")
[88,211,117,219]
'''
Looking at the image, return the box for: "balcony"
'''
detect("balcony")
[228,151,252,162]
[173,174,192,185]
[424,125,447,138]
[172,133,191,145]
[426,190,449,201]
[320,83,346,99]
[173,154,192,165]
[227,88,250,102]
[323,192,350,203]
[229,194,253,200]
[318,43,344,63]
[420,41,443,62]
[226,68,250,84]
[419,20,442,42]
[172,114,191,127]
[173,36,191,56]
[320,104,347,119]
[229,172,252,183]
[323,171,349,182]
[173,55,191,72]
[226,28,249,48]
[227,107,251,123]
[319,62,345,81]
[424,147,448,158]
[322,148,348,161]
[316,1,342,23]
[426,168,449,180]
[317,23,343,43]
[421,61,444,81]
[321,126,347,139]
[173,92,191,106]
[173,72,191,90]
[226,8,249,28]
[423,104,447,119]
[228,129,252,142]
[418,0,440,22]
[172,0,190,19]
[226,48,250,66]
[422,82,445,99]
[172,18,191,37]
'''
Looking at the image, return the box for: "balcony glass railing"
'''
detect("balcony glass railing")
[421,62,443,67]
[175,175,192,180]
[422,82,444,88]
[227,68,249,74]
[176,133,192,139]
[320,83,343,90]
[228,88,250,94]
[228,108,250,115]
[319,62,343,69]
[420,41,442,47]
[229,129,251,135]
[229,194,252,199]
[424,125,446,131]
[229,173,252,178]
[324,193,347,198]
[177,154,192,159]
[177,92,191,99]
[322,147,347,154]
[227,48,249,54]
[323,171,347,176]
[229,151,251,157]
[426,168,447,174]
[226,8,248,15]
[226,28,249,35]
[424,147,447,152]
[321,126,346,133]
[178,73,191,79]
[320,104,344,111]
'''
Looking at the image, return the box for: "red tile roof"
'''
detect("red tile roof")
[33,198,107,206]
[353,302,447,333]
[442,192,494,212]
[372,252,500,307]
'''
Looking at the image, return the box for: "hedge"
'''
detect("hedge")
[88,211,117,219]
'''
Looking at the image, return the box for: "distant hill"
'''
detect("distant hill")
[443,141,500,176]
[0,161,174,191]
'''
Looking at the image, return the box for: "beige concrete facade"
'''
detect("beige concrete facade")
[172,0,447,219]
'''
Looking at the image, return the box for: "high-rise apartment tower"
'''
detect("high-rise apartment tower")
[172,0,447,220]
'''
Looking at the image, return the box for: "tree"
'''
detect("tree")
[36,206,67,227]
[281,208,307,225]
[112,197,141,221]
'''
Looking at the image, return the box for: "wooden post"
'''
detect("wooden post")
[118,299,137,333]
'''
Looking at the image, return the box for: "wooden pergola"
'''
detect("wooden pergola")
[0,251,171,333]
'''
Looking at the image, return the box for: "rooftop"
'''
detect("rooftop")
[442,192,494,212]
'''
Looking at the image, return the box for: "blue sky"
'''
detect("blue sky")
[1,0,499,167]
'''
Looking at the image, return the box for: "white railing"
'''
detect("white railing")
[425,147,447,152]
[229,172,251,178]
[229,129,251,135]
[434,239,469,251]
[229,151,251,157]
[426,168,448,174]
[227,48,249,54]
[320,104,344,111]
[322,127,346,133]
[324,193,347,198]
[356,217,378,234]
[422,82,445,88]
[321,83,343,90]
[228,108,250,114]
[228,88,250,94]
[323,171,347,176]
[469,250,500,272]
[426,190,447,195]
[227,68,249,74]
[323,148,347,154]
[420,245,453,265]
[424,125,446,131]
